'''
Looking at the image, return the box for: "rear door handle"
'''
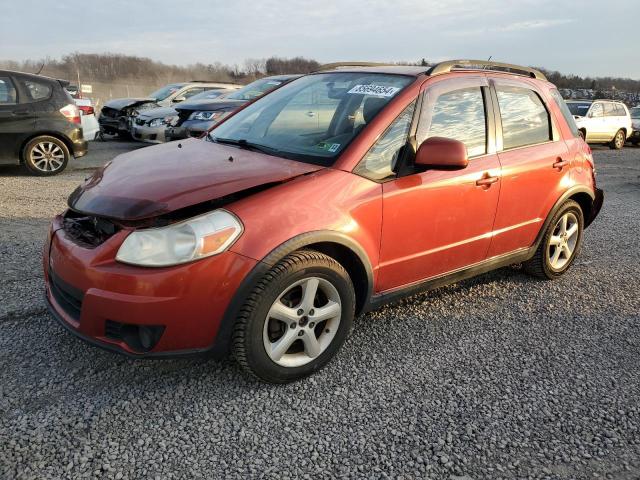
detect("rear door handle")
[476,174,499,187]
[553,158,570,170]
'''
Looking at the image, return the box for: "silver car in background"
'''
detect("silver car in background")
[131,87,240,143]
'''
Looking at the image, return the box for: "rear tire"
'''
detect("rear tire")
[523,200,584,280]
[23,136,69,176]
[232,250,355,383]
[610,129,625,149]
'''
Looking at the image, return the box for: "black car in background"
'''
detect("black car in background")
[167,75,299,141]
[0,70,87,175]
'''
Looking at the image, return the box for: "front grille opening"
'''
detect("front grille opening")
[105,320,165,353]
[49,270,84,322]
[62,210,120,248]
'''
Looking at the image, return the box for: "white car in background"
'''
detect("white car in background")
[75,98,100,141]
[566,100,632,149]
[629,106,640,145]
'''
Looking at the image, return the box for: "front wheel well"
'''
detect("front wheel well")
[305,242,369,315]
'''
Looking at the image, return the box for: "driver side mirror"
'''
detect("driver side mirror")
[172,95,186,103]
[415,137,469,170]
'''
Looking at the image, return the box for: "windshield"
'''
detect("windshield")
[567,102,592,117]
[226,78,289,101]
[630,107,640,119]
[210,73,413,166]
[149,83,184,101]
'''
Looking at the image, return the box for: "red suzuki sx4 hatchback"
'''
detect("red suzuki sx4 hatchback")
[45,61,603,383]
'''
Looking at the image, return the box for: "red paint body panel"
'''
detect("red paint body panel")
[228,168,382,279]
[68,138,322,220]
[378,154,501,292]
[45,216,256,353]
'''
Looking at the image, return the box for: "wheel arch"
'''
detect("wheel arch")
[210,231,375,358]
[533,186,597,250]
[19,131,73,163]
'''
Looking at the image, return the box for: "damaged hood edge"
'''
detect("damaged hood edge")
[67,138,323,222]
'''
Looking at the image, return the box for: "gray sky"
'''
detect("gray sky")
[1,0,637,79]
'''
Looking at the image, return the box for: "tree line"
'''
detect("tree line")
[1,53,638,93]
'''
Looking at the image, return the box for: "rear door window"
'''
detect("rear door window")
[496,85,551,149]
[603,103,618,117]
[590,103,604,117]
[22,79,52,101]
[0,77,17,104]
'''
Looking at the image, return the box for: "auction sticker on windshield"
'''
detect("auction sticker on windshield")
[348,85,401,97]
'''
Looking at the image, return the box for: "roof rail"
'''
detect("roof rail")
[188,80,238,84]
[314,62,393,72]
[427,60,547,81]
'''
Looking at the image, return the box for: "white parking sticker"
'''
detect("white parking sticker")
[348,84,401,97]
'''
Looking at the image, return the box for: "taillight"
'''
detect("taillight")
[60,104,81,124]
[78,105,95,116]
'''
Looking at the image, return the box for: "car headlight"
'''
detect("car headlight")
[190,110,228,121]
[149,118,164,128]
[116,210,243,267]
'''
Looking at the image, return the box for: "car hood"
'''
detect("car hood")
[103,98,158,111]
[136,106,177,119]
[175,98,245,112]
[68,138,322,221]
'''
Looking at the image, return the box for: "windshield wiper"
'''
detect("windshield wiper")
[211,137,280,155]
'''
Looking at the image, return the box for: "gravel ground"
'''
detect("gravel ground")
[0,141,639,479]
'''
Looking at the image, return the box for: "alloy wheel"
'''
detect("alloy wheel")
[30,141,65,172]
[548,212,579,270]
[615,131,625,149]
[263,277,342,368]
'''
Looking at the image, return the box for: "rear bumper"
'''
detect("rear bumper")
[72,137,88,158]
[587,188,604,227]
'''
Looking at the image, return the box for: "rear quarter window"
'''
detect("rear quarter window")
[550,89,580,138]
[21,79,53,102]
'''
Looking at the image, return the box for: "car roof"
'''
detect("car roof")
[0,69,64,84]
[314,60,548,81]
[315,65,428,76]
[567,99,626,105]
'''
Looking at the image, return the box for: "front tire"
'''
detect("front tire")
[524,200,584,280]
[610,129,625,150]
[233,250,355,383]
[23,136,70,176]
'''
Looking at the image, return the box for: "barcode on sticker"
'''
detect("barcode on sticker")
[348,85,401,97]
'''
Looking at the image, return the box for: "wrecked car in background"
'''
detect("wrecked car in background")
[167,75,299,141]
[98,81,241,137]
[131,88,242,144]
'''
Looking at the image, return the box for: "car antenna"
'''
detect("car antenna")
[35,63,45,75]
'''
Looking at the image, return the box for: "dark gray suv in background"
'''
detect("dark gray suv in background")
[0,70,87,175]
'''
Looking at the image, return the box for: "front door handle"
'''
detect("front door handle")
[553,158,570,170]
[476,174,499,187]
[306,111,316,117]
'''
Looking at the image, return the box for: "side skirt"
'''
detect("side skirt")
[365,247,534,312]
